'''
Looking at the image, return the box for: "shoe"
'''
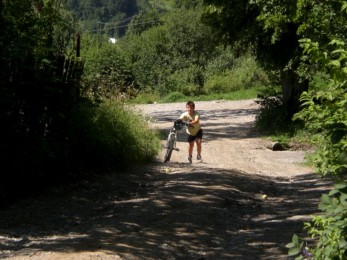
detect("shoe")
[188,155,192,163]
[197,154,202,161]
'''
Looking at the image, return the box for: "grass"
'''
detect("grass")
[190,87,259,102]
[129,87,259,104]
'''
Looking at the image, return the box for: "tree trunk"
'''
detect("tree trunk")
[280,69,308,120]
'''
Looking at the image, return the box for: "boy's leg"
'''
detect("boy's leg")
[188,141,194,156]
[188,141,194,163]
[195,129,203,160]
[196,138,202,160]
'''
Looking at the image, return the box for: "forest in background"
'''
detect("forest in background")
[1,0,347,258]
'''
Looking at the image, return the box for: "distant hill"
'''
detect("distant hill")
[68,0,200,37]
[68,0,152,36]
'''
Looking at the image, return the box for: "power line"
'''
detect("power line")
[83,19,161,33]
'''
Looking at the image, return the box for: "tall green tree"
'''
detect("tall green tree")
[174,0,202,9]
[125,9,161,36]
[120,9,218,94]
[0,0,81,199]
[201,0,347,119]
[1,0,77,77]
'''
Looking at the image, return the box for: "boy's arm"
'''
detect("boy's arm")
[189,114,200,125]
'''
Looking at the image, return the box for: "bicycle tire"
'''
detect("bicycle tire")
[164,139,174,162]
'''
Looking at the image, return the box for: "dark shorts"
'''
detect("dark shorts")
[187,129,203,143]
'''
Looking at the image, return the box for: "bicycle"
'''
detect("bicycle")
[163,119,189,162]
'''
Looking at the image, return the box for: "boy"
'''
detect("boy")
[179,101,203,163]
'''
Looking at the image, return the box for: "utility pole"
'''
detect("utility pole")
[76,33,80,57]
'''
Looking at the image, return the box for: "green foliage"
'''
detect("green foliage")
[174,0,202,9]
[160,91,187,103]
[80,33,135,101]
[288,35,347,260]
[0,0,83,202]
[204,53,269,94]
[120,25,171,93]
[192,87,259,101]
[201,0,347,122]
[126,9,162,36]
[286,183,347,260]
[1,0,77,62]
[294,38,347,177]
[68,0,146,36]
[70,98,161,170]
[254,85,292,134]
[204,46,235,77]
[128,90,161,104]
[309,71,330,91]
[119,9,218,95]
[168,65,205,96]
[131,87,259,104]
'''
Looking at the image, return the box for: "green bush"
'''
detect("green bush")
[287,38,347,260]
[80,34,135,101]
[160,91,187,103]
[286,183,347,260]
[204,52,269,94]
[129,90,161,104]
[294,39,347,177]
[255,85,288,133]
[203,72,238,94]
[69,98,161,171]
[204,46,235,77]
[167,65,205,96]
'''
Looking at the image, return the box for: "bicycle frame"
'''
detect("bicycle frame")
[164,120,184,162]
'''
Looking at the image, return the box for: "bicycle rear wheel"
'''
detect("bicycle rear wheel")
[164,139,174,162]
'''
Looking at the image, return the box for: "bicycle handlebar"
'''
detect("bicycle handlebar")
[174,119,193,129]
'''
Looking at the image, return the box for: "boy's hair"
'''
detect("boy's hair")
[186,100,195,108]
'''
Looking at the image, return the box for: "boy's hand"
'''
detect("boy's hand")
[185,122,193,128]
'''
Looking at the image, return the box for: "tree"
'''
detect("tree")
[67,0,149,36]
[80,33,135,100]
[201,0,347,119]
[125,9,161,36]
[120,9,218,94]
[174,0,202,9]
[287,38,347,259]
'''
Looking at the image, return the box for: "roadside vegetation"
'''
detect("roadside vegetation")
[1,0,346,258]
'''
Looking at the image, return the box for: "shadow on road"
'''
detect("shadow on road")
[0,100,330,259]
[157,107,260,143]
[0,163,332,259]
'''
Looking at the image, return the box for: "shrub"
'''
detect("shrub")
[204,46,235,77]
[160,91,187,103]
[255,85,288,133]
[287,38,347,260]
[204,52,269,94]
[286,183,347,260]
[167,65,205,96]
[129,90,161,104]
[69,98,161,172]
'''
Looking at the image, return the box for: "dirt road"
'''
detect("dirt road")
[0,99,332,259]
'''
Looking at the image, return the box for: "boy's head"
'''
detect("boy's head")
[186,101,195,115]
[186,101,195,109]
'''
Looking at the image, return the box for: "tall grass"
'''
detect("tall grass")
[69,98,161,172]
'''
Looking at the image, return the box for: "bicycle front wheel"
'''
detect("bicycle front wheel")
[164,139,174,162]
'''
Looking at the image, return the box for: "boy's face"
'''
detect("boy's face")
[186,104,194,115]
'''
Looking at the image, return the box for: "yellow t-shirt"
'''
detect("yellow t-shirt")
[180,111,201,136]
